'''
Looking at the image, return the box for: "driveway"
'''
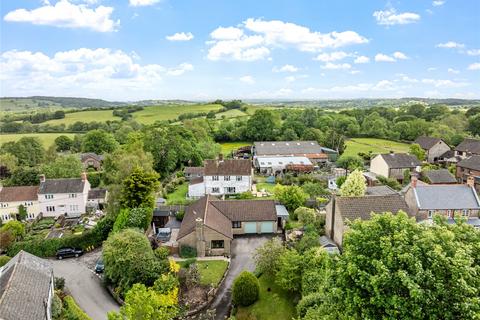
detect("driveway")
[212,236,273,320]
[51,249,119,320]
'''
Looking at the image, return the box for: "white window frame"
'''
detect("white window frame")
[462,209,469,217]
[212,176,219,181]
[224,176,231,181]
[428,210,434,219]
[236,176,242,181]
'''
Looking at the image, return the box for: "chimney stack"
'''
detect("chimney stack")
[195,217,206,257]
[466,175,475,188]
[218,153,224,162]
[39,174,46,183]
[411,172,418,188]
[81,172,87,182]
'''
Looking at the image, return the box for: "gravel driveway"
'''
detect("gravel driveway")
[212,236,273,320]
[51,249,119,320]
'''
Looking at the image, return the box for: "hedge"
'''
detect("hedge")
[63,296,92,320]
[7,216,114,257]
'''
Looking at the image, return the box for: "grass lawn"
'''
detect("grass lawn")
[343,138,410,157]
[133,104,223,124]
[0,133,77,147]
[220,141,251,155]
[44,110,119,125]
[236,274,296,320]
[165,183,188,205]
[178,260,228,287]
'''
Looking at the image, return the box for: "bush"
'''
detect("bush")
[51,293,63,319]
[55,277,65,291]
[232,271,260,307]
[183,258,197,269]
[0,255,11,267]
[175,210,185,221]
[63,296,92,320]
[186,263,201,289]
[297,292,324,317]
[180,245,197,258]
[295,207,317,226]
[154,246,170,260]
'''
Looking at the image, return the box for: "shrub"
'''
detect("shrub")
[183,258,197,269]
[186,263,201,289]
[63,296,92,320]
[295,207,317,226]
[232,271,260,307]
[297,292,324,317]
[154,246,170,260]
[51,293,63,319]
[55,277,65,291]
[180,245,197,258]
[175,210,185,221]
[0,255,11,267]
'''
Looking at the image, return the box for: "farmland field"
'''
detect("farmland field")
[0,133,77,147]
[344,138,410,157]
[215,109,248,119]
[220,141,251,155]
[44,110,119,125]
[132,103,223,124]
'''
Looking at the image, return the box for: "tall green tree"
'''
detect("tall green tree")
[40,155,83,179]
[339,169,366,197]
[1,137,45,167]
[120,167,159,210]
[274,185,308,212]
[244,109,279,141]
[54,135,73,152]
[336,155,364,172]
[82,129,118,154]
[409,143,426,161]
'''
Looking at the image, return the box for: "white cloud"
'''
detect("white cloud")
[314,51,350,62]
[468,63,480,70]
[3,0,119,32]
[272,64,298,72]
[400,75,419,83]
[432,1,445,6]
[321,62,351,70]
[421,78,469,87]
[129,0,160,7]
[166,32,194,41]
[427,67,437,71]
[447,68,459,74]
[0,48,193,100]
[354,55,370,64]
[375,53,396,62]
[207,18,367,61]
[466,49,480,56]
[285,76,296,82]
[239,75,255,84]
[373,8,420,26]
[436,41,464,49]
[393,51,408,59]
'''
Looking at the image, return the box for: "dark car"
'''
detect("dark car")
[95,258,104,273]
[56,247,83,260]
[156,228,172,242]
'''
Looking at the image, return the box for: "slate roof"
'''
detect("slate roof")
[0,186,38,202]
[254,141,323,156]
[413,185,480,210]
[365,185,397,196]
[423,169,457,184]
[455,138,480,154]
[335,194,411,221]
[203,159,251,176]
[414,136,443,150]
[184,167,204,175]
[457,155,480,171]
[378,153,421,168]
[0,251,53,320]
[88,188,107,200]
[178,196,277,240]
[80,152,103,162]
[38,178,85,194]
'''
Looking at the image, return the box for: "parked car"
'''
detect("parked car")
[156,228,172,242]
[56,247,83,260]
[95,258,104,273]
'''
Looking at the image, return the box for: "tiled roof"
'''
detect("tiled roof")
[190,176,204,185]
[210,199,277,222]
[0,251,53,320]
[379,153,421,168]
[204,159,251,176]
[80,152,103,162]
[0,186,38,202]
[413,185,480,210]
[184,167,204,175]
[423,169,457,184]
[457,155,480,171]
[365,185,397,196]
[253,141,323,156]
[38,178,85,194]
[455,138,480,154]
[335,194,411,221]
[414,136,443,150]
[88,188,107,200]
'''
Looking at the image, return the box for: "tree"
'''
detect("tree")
[82,129,118,154]
[295,207,317,226]
[0,153,18,179]
[274,185,308,212]
[232,271,260,307]
[302,182,328,199]
[54,135,73,152]
[4,167,39,186]
[1,137,45,167]
[275,249,303,292]
[17,204,27,221]
[339,170,366,197]
[244,109,279,141]
[113,207,153,233]
[253,238,286,276]
[467,114,480,137]
[103,228,166,296]
[0,230,14,251]
[1,221,25,240]
[40,155,83,179]
[409,143,426,161]
[336,155,364,172]
[120,167,159,210]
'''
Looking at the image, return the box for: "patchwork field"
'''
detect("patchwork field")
[0,133,77,147]
[219,141,251,155]
[344,138,410,157]
[132,104,223,124]
[44,110,120,125]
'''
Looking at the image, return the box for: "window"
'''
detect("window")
[69,193,77,198]
[46,206,55,212]
[225,187,236,194]
[224,176,231,181]
[232,221,242,228]
[212,187,220,193]
[428,210,434,219]
[45,194,53,199]
[70,205,79,212]
[462,209,469,217]
[212,176,219,181]
[447,210,452,218]
[211,240,224,249]
[236,176,242,181]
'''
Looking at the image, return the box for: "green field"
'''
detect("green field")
[0,133,77,147]
[44,110,120,125]
[343,138,410,157]
[219,141,251,155]
[215,109,248,119]
[132,104,223,124]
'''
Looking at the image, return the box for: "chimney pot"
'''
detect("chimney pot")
[81,172,87,182]
[39,174,46,183]
[411,172,418,188]
[466,175,475,188]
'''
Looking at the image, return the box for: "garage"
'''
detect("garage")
[244,222,257,233]
[260,222,274,233]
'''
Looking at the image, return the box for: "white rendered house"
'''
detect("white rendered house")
[0,186,40,222]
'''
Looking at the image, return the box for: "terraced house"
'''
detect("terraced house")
[0,185,39,222]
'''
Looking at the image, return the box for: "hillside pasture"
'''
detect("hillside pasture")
[0,133,77,147]
[344,138,410,157]
[44,110,120,125]
[132,104,223,124]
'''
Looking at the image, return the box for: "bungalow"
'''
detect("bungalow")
[455,138,480,158]
[177,195,283,256]
[188,159,253,198]
[0,250,54,320]
[253,141,334,163]
[404,176,480,227]
[0,185,39,222]
[80,153,103,171]
[423,169,457,184]
[414,136,451,163]
[38,173,91,218]
[325,194,411,247]
[370,153,421,182]
[456,155,480,192]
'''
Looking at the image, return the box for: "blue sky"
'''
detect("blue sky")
[1,0,479,101]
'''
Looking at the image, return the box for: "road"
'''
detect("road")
[212,236,272,320]
[51,250,119,320]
